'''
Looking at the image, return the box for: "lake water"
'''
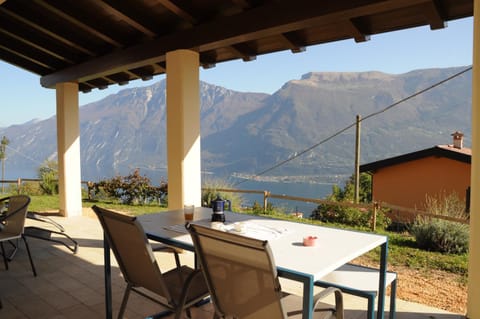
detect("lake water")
[8,166,337,216]
[227,179,335,216]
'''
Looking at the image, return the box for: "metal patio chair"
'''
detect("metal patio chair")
[92,205,210,319]
[186,223,344,319]
[0,195,36,276]
[23,211,79,254]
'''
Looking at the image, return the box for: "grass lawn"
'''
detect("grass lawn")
[28,195,168,215]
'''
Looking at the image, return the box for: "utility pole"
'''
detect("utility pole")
[354,115,361,203]
[0,136,9,193]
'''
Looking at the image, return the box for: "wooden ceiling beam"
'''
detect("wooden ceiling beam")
[158,0,197,25]
[200,51,217,69]
[105,72,132,86]
[129,65,156,81]
[281,32,307,53]
[0,22,80,64]
[230,43,257,61]
[0,33,67,70]
[0,49,52,74]
[85,77,112,90]
[348,18,371,43]
[94,1,157,38]
[40,0,450,88]
[155,62,167,72]
[230,0,253,9]
[422,0,447,30]
[33,0,122,47]
[0,6,96,57]
[79,82,94,93]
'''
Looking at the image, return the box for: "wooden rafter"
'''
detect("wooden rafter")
[0,0,467,91]
[348,18,371,43]
[158,0,197,25]
[33,0,123,47]
[94,1,157,38]
[422,0,447,30]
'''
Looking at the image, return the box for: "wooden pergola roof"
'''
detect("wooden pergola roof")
[0,0,473,93]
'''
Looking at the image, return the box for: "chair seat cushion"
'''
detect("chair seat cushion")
[163,265,209,306]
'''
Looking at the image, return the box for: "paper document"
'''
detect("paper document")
[164,219,290,240]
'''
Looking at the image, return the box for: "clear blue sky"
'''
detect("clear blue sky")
[0,17,473,127]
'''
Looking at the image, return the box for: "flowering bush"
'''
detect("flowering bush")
[92,169,167,205]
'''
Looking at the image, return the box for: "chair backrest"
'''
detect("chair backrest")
[0,195,31,237]
[187,223,286,319]
[92,206,172,302]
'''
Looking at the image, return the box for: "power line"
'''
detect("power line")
[234,66,473,186]
[5,144,45,168]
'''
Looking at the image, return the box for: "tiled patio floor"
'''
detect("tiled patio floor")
[0,212,466,319]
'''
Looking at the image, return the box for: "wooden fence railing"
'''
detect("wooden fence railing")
[382,202,469,225]
[2,179,468,229]
[205,187,381,230]
[1,178,90,192]
[204,187,470,229]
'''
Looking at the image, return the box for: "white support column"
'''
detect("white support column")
[468,1,480,318]
[166,50,201,210]
[56,82,82,217]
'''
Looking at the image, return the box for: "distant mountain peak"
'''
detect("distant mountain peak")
[23,118,42,125]
[299,71,392,82]
[0,66,471,183]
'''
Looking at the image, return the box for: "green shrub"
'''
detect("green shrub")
[39,170,58,195]
[311,203,390,229]
[38,160,58,195]
[19,181,44,196]
[313,204,366,225]
[248,201,277,215]
[310,173,390,228]
[265,202,276,214]
[251,201,263,215]
[410,217,469,254]
[410,192,469,254]
[328,173,372,203]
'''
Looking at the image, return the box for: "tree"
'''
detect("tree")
[37,160,59,195]
[311,173,379,227]
[332,172,372,203]
[0,136,9,193]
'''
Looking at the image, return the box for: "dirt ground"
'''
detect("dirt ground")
[391,265,467,315]
[352,257,467,315]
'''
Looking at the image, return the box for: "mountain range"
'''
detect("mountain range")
[0,66,472,185]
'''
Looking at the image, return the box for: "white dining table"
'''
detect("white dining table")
[134,207,389,319]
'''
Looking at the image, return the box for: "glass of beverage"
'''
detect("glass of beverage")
[183,205,195,221]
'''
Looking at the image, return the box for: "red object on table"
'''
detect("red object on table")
[303,236,318,246]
